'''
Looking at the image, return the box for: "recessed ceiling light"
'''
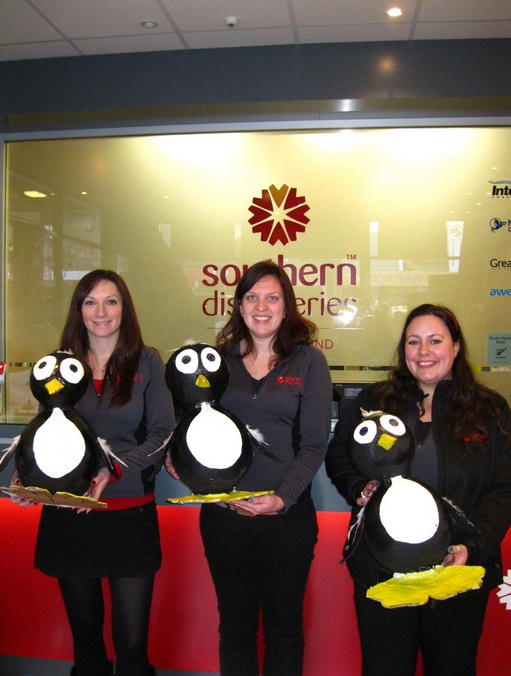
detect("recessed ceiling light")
[387,7,403,18]
[140,20,158,29]
[24,190,47,198]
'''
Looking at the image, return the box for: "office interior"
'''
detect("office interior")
[1,4,511,675]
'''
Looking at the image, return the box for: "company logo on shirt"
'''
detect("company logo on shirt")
[277,376,303,386]
[249,184,310,245]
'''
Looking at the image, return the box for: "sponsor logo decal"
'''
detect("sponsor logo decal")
[490,218,511,232]
[489,180,511,198]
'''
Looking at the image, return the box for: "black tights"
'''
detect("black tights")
[58,575,155,676]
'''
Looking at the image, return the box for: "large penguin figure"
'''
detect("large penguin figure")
[163,343,259,498]
[345,409,484,607]
[0,350,118,508]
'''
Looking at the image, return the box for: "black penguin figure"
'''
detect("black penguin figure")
[345,409,485,607]
[347,409,452,574]
[0,350,117,501]
[164,343,254,495]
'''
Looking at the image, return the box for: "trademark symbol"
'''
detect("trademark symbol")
[347,254,357,260]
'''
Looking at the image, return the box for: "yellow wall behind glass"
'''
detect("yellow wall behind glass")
[5,128,511,421]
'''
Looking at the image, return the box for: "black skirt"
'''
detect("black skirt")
[35,502,161,578]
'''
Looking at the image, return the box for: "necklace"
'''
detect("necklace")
[248,355,260,375]
[247,352,271,377]
[90,352,109,375]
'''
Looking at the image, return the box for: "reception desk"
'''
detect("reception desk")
[0,498,510,674]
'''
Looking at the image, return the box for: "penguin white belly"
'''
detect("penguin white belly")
[186,403,242,469]
[33,408,86,478]
[380,476,439,544]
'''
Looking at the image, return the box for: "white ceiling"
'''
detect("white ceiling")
[1,0,511,62]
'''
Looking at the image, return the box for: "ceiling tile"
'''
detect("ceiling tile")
[0,41,78,61]
[299,23,413,44]
[418,0,511,22]
[160,0,292,31]
[0,0,63,44]
[74,33,185,56]
[29,0,174,38]
[414,20,511,40]
[185,27,295,50]
[293,0,418,27]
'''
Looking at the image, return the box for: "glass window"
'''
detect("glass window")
[4,128,511,422]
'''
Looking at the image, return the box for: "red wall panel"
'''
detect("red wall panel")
[0,501,509,674]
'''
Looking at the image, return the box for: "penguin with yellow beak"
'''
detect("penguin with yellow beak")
[163,343,255,497]
[0,350,117,506]
[349,410,451,573]
[345,409,484,607]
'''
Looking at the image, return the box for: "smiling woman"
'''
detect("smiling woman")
[195,259,332,675]
[326,303,511,676]
[9,269,176,676]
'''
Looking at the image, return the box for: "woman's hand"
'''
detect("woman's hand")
[76,467,111,514]
[8,469,39,508]
[442,544,468,567]
[357,479,380,507]
[164,454,179,480]
[230,493,285,516]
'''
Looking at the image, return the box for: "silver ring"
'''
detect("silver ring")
[360,491,366,499]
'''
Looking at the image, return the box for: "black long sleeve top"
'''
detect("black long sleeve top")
[325,379,511,590]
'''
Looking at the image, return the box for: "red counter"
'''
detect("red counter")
[0,501,509,674]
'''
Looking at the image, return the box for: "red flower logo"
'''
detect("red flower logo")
[249,184,310,245]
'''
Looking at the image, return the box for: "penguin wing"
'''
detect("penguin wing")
[0,435,20,472]
[148,435,172,482]
[341,504,366,563]
[246,425,280,462]
[441,496,480,540]
[97,437,127,478]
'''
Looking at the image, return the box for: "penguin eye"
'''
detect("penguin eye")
[33,355,58,381]
[175,348,199,374]
[380,414,406,436]
[201,347,221,373]
[353,419,377,444]
[60,357,85,384]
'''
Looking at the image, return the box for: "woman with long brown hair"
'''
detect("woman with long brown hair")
[326,303,511,675]
[198,260,332,675]
[12,269,174,676]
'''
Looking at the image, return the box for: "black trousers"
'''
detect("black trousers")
[200,501,318,676]
[354,583,489,676]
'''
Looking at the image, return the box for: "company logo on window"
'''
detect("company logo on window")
[489,218,511,233]
[489,180,511,198]
[248,184,310,245]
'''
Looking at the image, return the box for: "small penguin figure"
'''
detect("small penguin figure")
[345,409,484,607]
[0,350,118,507]
[348,410,451,573]
[164,343,255,496]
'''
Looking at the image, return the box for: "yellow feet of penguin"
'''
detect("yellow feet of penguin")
[367,564,485,608]
[167,488,274,504]
[1,484,107,508]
